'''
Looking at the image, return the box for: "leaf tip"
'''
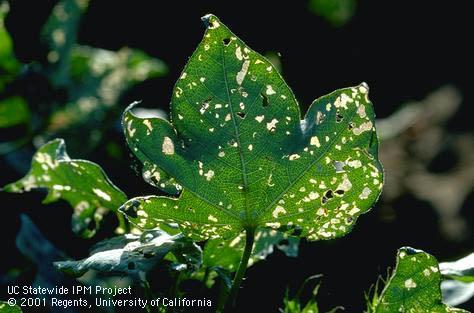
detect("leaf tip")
[122,100,142,125]
[124,101,142,114]
[359,82,370,91]
[398,246,425,257]
[201,14,221,29]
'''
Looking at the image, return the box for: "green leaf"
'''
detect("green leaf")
[440,253,474,283]
[0,96,30,128]
[46,45,168,155]
[308,0,357,27]
[0,2,21,91]
[120,14,383,242]
[203,228,299,272]
[54,230,202,279]
[41,0,88,86]
[281,274,343,313]
[3,139,127,238]
[0,302,22,313]
[40,0,167,155]
[366,247,469,313]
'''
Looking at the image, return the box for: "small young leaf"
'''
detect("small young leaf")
[120,14,382,242]
[54,230,201,279]
[281,274,343,313]
[0,302,22,313]
[3,139,127,238]
[203,229,299,272]
[367,247,469,313]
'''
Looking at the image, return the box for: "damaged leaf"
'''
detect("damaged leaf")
[3,139,127,238]
[366,247,468,313]
[120,14,382,242]
[54,230,201,279]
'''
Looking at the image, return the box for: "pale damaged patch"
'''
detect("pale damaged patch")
[204,170,215,181]
[92,188,111,201]
[255,115,265,123]
[236,60,250,85]
[404,278,417,289]
[272,206,287,218]
[266,118,279,131]
[162,137,175,155]
[266,85,276,95]
[310,136,321,147]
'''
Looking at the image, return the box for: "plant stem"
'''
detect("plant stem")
[223,227,256,312]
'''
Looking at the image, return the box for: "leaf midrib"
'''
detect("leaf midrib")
[220,42,251,223]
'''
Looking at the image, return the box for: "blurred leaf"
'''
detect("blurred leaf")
[0,95,31,155]
[441,280,474,307]
[0,302,22,313]
[0,1,21,91]
[281,274,343,313]
[366,247,468,313]
[54,230,202,280]
[0,96,30,128]
[42,0,89,86]
[308,0,356,27]
[439,253,474,306]
[203,229,299,272]
[15,214,75,313]
[3,139,127,238]
[37,0,168,155]
[440,253,474,283]
[264,51,283,73]
[46,46,168,154]
[120,14,383,243]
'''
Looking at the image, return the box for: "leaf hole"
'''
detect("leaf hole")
[260,93,269,107]
[335,189,344,196]
[336,110,344,123]
[292,228,302,236]
[348,122,355,130]
[86,219,96,231]
[223,38,231,46]
[346,217,354,224]
[321,190,334,204]
[200,97,212,112]
[236,111,246,119]
[121,200,140,218]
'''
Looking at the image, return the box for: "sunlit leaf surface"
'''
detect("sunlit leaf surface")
[120,14,382,242]
[3,139,127,238]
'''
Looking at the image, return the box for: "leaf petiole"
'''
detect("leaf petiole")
[222,227,256,312]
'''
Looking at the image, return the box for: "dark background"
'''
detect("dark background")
[1,0,473,312]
